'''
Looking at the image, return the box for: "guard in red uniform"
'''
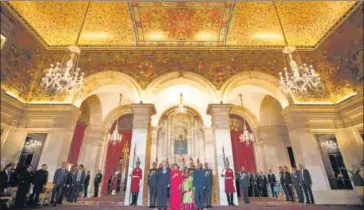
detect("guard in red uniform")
[130,160,142,206]
[221,162,235,206]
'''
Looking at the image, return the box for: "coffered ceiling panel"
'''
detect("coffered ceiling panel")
[5,1,359,49]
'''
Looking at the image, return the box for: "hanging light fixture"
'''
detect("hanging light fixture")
[41,2,91,95]
[238,94,254,146]
[273,2,323,95]
[176,93,186,113]
[108,94,123,144]
[24,139,42,151]
[321,139,339,154]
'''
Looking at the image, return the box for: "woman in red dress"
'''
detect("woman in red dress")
[170,164,182,210]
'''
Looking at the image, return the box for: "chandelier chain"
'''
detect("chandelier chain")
[272,1,288,46]
[76,1,91,45]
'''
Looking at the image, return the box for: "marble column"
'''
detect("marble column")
[124,104,156,206]
[150,126,159,165]
[206,104,238,206]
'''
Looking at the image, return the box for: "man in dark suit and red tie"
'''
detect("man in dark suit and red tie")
[298,164,315,204]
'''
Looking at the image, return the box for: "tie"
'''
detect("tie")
[301,170,304,180]
[77,171,81,182]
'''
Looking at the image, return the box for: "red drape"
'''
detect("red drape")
[230,130,256,173]
[68,121,87,164]
[101,131,132,195]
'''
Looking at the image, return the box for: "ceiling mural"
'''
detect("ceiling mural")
[0,2,362,104]
[4,1,359,49]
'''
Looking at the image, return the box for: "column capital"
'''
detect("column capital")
[130,103,156,129]
[206,104,232,129]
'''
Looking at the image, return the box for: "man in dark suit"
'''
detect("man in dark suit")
[203,162,213,208]
[52,161,68,206]
[283,166,294,202]
[298,164,315,204]
[93,170,102,197]
[267,169,277,198]
[156,161,170,210]
[70,164,85,202]
[193,163,205,210]
[249,172,257,197]
[83,170,90,198]
[15,165,33,208]
[148,162,158,208]
[258,171,268,197]
[291,166,304,203]
[30,164,48,205]
[238,167,250,204]
[279,166,289,201]
[0,163,14,194]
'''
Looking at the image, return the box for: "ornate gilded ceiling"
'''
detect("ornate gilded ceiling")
[5,1,358,49]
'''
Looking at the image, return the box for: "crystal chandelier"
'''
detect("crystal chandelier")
[238,94,254,146]
[24,139,42,151]
[176,93,186,113]
[41,2,91,95]
[321,139,339,154]
[108,94,123,144]
[273,2,323,95]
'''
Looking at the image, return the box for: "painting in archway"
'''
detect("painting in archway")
[102,114,133,196]
[229,114,256,173]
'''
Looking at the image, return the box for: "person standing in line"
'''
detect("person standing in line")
[130,160,143,206]
[267,169,277,198]
[170,164,182,210]
[221,162,235,206]
[0,163,14,194]
[283,166,294,202]
[93,170,102,197]
[83,171,90,198]
[193,163,205,210]
[148,162,158,208]
[257,172,264,197]
[70,164,85,202]
[157,161,170,210]
[65,165,76,202]
[15,165,33,208]
[182,169,194,210]
[291,166,304,203]
[30,164,48,205]
[298,164,315,204]
[203,162,213,208]
[279,166,289,201]
[52,162,68,206]
[238,167,250,204]
[260,171,268,197]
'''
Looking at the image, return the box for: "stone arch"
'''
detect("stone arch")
[229,105,260,130]
[74,71,143,107]
[221,71,294,109]
[78,94,103,126]
[103,105,134,131]
[157,105,205,126]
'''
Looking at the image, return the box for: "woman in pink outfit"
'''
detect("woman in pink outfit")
[170,164,182,210]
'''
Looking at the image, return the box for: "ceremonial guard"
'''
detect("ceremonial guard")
[221,162,235,206]
[204,163,213,208]
[130,159,142,206]
[148,162,158,208]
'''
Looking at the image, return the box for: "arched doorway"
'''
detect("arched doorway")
[229,114,256,173]
[102,114,133,198]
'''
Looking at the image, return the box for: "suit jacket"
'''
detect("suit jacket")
[72,170,86,185]
[283,172,292,185]
[156,167,170,187]
[279,172,285,185]
[193,169,205,189]
[0,170,11,190]
[53,168,68,186]
[257,175,264,186]
[291,171,300,186]
[238,171,250,188]
[298,169,312,185]
[267,173,276,185]
[250,174,257,186]
[148,168,158,187]
[203,168,213,187]
[33,169,48,191]
[84,174,90,186]
[94,173,102,185]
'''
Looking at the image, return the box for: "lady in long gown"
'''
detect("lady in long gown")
[170,164,182,210]
[182,169,195,210]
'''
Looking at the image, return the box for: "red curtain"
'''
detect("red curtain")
[230,130,256,173]
[68,121,87,164]
[101,131,132,195]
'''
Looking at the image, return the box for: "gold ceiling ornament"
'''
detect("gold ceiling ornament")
[176,93,187,113]
[40,2,91,96]
[274,2,323,96]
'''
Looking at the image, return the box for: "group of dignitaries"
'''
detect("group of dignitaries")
[236,164,315,204]
[0,161,103,208]
[51,161,103,206]
[141,160,214,210]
